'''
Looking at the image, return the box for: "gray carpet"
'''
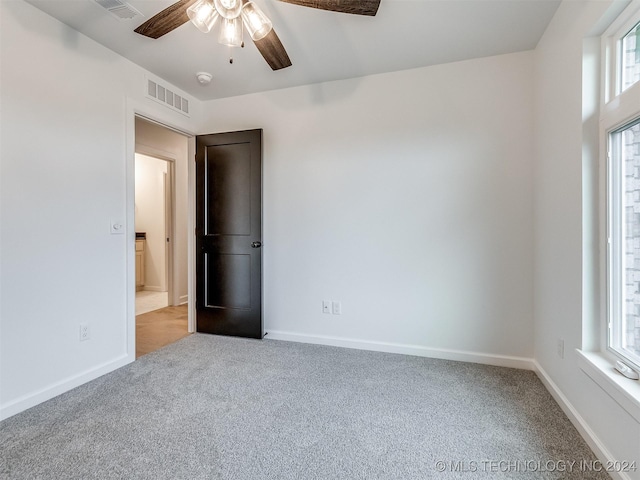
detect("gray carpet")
[0,334,609,479]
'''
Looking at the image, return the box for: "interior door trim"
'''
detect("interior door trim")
[126,99,197,362]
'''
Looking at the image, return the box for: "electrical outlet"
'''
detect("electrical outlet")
[557,339,564,359]
[332,301,341,315]
[322,300,331,314]
[79,323,90,342]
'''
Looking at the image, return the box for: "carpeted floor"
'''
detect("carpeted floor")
[0,334,609,479]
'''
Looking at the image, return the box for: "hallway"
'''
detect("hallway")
[136,304,189,358]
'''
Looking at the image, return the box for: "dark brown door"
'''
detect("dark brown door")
[195,129,262,339]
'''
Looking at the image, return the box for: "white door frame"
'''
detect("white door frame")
[125,98,197,361]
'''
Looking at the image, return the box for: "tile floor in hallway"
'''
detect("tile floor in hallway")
[135,290,168,315]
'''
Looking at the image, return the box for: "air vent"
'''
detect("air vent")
[92,0,142,20]
[146,78,190,116]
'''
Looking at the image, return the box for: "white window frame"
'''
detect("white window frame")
[603,2,640,103]
[601,0,640,371]
[607,118,640,369]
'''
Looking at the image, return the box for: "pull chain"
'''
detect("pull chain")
[228,42,244,65]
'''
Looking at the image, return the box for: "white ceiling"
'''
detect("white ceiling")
[25,0,561,100]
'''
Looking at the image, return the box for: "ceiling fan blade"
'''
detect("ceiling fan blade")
[278,0,380,16]
[252,29,292,71]
[134,0,199,39]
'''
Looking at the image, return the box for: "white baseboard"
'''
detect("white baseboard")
[0,353,133,421]
[533,360,631,480]
[142,286,165,293]
[177,294,188,305]
[265,330,534,370]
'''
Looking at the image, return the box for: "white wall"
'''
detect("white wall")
[135,119,190,305]
[533,0,640,476]
[135,154,168,292]
[200,52,536,365]
[0,0,197,419]
[4,6,634,474]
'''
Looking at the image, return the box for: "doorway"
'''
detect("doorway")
[134,116,191,357]
[135,153,172,312]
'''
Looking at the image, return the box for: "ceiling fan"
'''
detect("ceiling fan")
[134,0,380,71]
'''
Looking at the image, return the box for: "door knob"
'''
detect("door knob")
[251,241,262,248]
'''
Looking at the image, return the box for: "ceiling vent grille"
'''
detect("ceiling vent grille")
[92,0,142,20]
[146,78,190,117]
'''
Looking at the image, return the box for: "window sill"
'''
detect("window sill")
[577,350,640,423]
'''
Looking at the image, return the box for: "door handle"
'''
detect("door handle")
[251,241,262,248]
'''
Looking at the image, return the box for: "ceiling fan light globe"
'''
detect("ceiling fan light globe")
[187,0,219,33]
[241,2,273,41]
[214,0,242,19]
[218,16,243,47]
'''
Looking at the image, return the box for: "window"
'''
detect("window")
[621,20,640,92]
[608,118,640,368]
[603,2,640,102]
[604,1,640,371]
